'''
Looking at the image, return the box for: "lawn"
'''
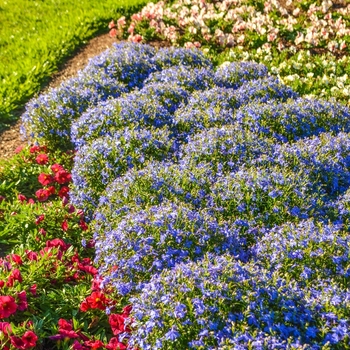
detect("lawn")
[0,0,148,130]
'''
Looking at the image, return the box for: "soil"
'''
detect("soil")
[0,34,170,161]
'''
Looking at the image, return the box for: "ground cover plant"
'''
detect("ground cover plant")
[2,0,350,348]
[15,40,350,349]
[110,0,350,105]
[0,0,148,130]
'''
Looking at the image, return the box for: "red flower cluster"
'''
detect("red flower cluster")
[35,163,71,202]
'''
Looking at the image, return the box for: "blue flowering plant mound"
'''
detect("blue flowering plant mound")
[24,43,350,349]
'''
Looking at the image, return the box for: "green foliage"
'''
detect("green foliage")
[0,0,149,130]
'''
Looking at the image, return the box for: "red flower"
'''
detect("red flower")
[6,254,22,265]
[59,329,79,339]
[27,198,35,205]
[29,146,40,154]
[72,340,85,350]
[0,281,4,288]
[29,284,37,296]
[47,186,56,195]
[80,265,98,276]
[84,339,104,349]
[16,291,27,311]
[0,296,17,318]
[58,318,73,331]
[25,250,38,261]
[54,170,72,184]
[79,219,89,231]
[0,321,12,336]
[46,238,69,251]
[106,337,127,350]
[35,215,45,225]
[22,330,38,348]
[86,291,108,310]
[51,163,64,173]
[10,335,25,349]
[38,173,54,186]
[35,189,49,202]
[11,269,22,283]
[61,220,69,232]
[58,186,70,198]
[39,228,46,236]
[17,194,27,202]
[36,153,49,165]
[122,305,132,317]
[79,300,89,312]
[109,314,130,335]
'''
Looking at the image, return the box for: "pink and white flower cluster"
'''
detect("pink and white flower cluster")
[112,0,350,53]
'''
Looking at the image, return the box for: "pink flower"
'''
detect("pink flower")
[108,20,116,29]
[110,28,118,38]
[15,146,23,154]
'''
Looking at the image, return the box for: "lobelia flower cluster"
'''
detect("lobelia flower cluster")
[23,43,350,348]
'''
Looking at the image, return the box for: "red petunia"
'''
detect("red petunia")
[47,186,56,195]
[54,170,72,184]
[10,336,24,349]
[16,291,28,311]
[106,337,127,350]
[6,254,22,265]
[29,146,40,154]
[36,153,49,165]
[79,219,88,231]
[0,296,17,318]
[35,215,45,225]
[109,314,130,335]
[46,238,69,251]
[29,284,37,296]
[85,291,108,310]
[51,163,64,173]
[58,318,73,331]
[22,330,38,348]
[0,321,12,336]
[38,173,54,186]
[58,186,70,198]
[11,269,23,283]
[17,194,27,203]
[35,189,49,202]
[84,339,104,350]
[61,220,69,232]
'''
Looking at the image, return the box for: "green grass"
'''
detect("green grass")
[0,0,148,130]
